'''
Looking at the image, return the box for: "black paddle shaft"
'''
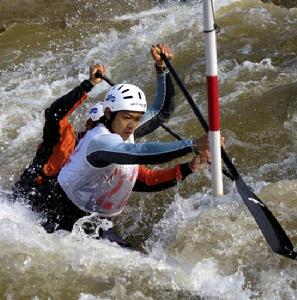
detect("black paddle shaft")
[161,53,297,260]
[95,71,115,86]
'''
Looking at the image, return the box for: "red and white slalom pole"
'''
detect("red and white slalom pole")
[203,0,223,196]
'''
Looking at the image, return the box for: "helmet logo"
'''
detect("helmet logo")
[90,107,98,114]
[130,102,147,108]
[106,94,116,102]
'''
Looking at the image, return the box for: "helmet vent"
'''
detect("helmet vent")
[104,83,146,113]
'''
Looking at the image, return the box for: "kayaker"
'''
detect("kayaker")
[57,76,212,247]
[12,44,176,236]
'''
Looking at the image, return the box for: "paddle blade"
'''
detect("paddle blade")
[162,54,297,261]
[235,176,297,260]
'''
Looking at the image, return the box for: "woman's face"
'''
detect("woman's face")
[110,111,142,140]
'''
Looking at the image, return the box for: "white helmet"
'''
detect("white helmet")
[86,102,104,122]
[103,84,147,113]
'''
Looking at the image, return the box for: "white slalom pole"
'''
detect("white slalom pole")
[203,0,223,196]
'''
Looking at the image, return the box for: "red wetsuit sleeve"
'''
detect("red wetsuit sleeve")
[137,165,182,185]
[133,163,193,192]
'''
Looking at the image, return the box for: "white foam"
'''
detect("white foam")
[190,258,252,299]
[114,6,168,21]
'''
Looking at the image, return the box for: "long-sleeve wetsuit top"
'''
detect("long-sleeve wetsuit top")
[134,69,174,139]
[58,124,195,217]
[14,70,174,195]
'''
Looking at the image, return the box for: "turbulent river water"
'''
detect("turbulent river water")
[1,0,297,299]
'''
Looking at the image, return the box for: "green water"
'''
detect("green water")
[1,0,297,299]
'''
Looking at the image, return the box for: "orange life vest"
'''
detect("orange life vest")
[42,92,88,177]
[43,117,76,177]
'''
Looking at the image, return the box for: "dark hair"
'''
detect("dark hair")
[99,112,118,133]
[90,120,100,129]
